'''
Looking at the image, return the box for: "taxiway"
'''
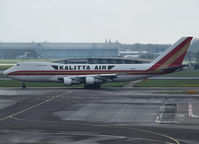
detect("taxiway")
[0,87,199,144]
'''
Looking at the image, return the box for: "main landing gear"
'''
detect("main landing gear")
[22,82,26,89]
[84,84,101,89]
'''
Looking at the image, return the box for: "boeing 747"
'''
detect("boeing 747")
[3,37,193,88]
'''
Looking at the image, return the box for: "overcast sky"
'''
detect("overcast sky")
[0,0,199,43]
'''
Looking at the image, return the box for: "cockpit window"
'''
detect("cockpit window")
[16,64,20,66]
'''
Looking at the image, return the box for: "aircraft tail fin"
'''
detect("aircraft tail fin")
[149,37,193,71]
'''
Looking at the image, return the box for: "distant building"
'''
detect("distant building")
[55,57,151,64]
[120,50,147,58]
[0,42,120,59]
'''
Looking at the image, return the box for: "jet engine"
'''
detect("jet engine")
[63,78,72,86]
[63,77,80,86]
[86,77,102,85]
[86,77,95,85]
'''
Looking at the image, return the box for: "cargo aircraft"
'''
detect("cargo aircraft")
[3,37,192,89]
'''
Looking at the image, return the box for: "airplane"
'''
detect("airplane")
[3,37,192,89]
[16,52,29,59]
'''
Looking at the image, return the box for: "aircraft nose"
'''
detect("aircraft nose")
[3,69,9,75]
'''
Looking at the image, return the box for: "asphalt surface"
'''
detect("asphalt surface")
[150,76,199,79]
[0,87,199,144]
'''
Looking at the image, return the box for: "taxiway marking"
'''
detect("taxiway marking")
[0,90,72,121]
[130,127,180,144]
[0,89,180,144]
[9,115,180,144]
[188,102,199,118]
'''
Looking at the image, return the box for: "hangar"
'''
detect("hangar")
[55,57,151,64]
[0,42,119,59]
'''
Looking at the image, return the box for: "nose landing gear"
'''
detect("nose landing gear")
[22,82,26,89]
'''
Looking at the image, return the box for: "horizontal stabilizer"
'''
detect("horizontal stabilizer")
[160,64,187,71]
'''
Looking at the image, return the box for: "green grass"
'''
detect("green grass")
[156,91,199,95]
[163,70,199,77]
[0,65,13,71]
[135,79,199,87]
[0,80,127,88]
[0,73,5,78]
[1,78,199,88]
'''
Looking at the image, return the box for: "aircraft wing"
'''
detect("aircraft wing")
[70,73,118,80]
[58,73,118,82]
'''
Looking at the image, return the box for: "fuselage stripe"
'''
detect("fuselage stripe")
[8,69,171,76]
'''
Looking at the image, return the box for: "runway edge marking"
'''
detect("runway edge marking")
[0,90,72,122]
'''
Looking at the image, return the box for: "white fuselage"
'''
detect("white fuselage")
[3,37,192,86]
[4,62,154,83]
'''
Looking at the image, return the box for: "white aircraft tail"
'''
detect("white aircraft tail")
[149,37,192,71]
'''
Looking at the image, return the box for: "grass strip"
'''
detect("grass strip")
[0,80,127,87]
[0,65,13,71]
[163,70,199,77]
[135,79,199,87]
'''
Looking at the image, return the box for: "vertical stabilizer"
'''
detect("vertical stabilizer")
[149,37,192,70]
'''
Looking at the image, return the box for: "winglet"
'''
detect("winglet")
[149,37,193,70]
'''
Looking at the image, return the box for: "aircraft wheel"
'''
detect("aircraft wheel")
[22,82,26,89]
[84,84,101,89]
[95,84,101,89]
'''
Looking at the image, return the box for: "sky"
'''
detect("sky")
[0,0,199,44]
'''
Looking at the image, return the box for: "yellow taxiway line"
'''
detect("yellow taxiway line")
[0,89,180,144]
[0,90,72,121]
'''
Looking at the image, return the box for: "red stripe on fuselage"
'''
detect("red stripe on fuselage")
[8,69,169,76]
[8,70,148,75]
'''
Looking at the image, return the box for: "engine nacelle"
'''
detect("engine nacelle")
[86,77,95,85]
[86,77,102,85]
[64,78,72,86]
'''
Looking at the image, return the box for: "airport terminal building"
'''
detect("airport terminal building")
[0,42,120,59]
